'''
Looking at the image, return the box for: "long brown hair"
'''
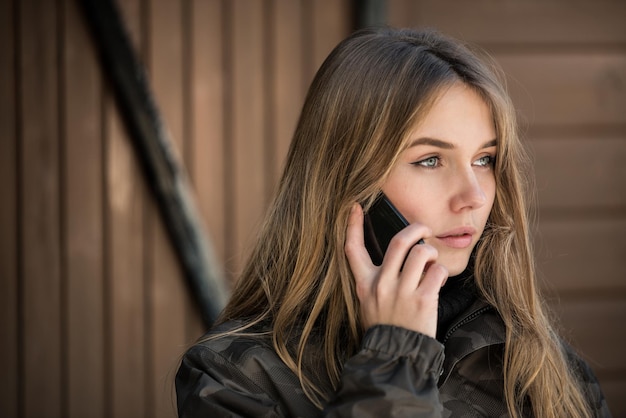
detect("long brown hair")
[215,28,591,417]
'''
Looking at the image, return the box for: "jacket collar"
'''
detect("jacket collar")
[438,298,506,386]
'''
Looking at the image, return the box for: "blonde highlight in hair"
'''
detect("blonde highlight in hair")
[212,28,592,416]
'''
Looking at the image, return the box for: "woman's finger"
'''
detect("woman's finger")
[344,203,375,281]
[418,263,448,297]
[398,242,439,293]
[379,223,432,276]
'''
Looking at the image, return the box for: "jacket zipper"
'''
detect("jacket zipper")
[442,305,493,345]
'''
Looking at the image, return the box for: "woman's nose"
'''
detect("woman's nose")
[450,170,487,212]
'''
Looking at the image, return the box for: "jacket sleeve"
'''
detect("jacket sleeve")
[324,324,445,418]
[176,325,445,418]
[564,343,613,418]
[175,344,285,418]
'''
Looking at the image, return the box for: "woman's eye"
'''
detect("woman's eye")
[474,155,495,167]
[414,156,440,168]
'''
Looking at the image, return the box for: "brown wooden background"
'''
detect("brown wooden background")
[0,0,624,417]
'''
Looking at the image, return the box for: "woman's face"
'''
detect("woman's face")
[382,83,497,276]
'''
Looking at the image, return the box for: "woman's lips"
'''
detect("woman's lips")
[436,227,476,249]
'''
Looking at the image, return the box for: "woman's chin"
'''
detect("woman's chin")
[438,257,471,278]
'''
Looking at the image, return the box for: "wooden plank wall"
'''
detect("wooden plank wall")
[2,0,623,417]
[0,0,351,417]
[387,0,626,415]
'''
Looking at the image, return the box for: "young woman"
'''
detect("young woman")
[176,28,611,417]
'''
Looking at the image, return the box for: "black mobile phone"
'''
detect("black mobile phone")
[363,194,410,266]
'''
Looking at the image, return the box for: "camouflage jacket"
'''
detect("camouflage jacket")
[176,299,611,417]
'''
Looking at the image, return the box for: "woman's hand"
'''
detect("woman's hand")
[345,203,448,338]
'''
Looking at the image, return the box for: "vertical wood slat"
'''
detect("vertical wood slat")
[150,221,186,418]
[107,101,149,417]
[185,0,209,339]
[147,1,191,416]
[228,0,268,277]
[189,0,226,272]
[0,0,18,416]
[63,0,105,417]
[271,0,306,184]
[310,0,351,74]
[186,0,226,340]
[105,0,147,416]
[19,0,62,416]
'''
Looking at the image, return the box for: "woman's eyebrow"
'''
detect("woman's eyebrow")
[408,137,455,149]
[481,139,498,149]
[407,137,498,149]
